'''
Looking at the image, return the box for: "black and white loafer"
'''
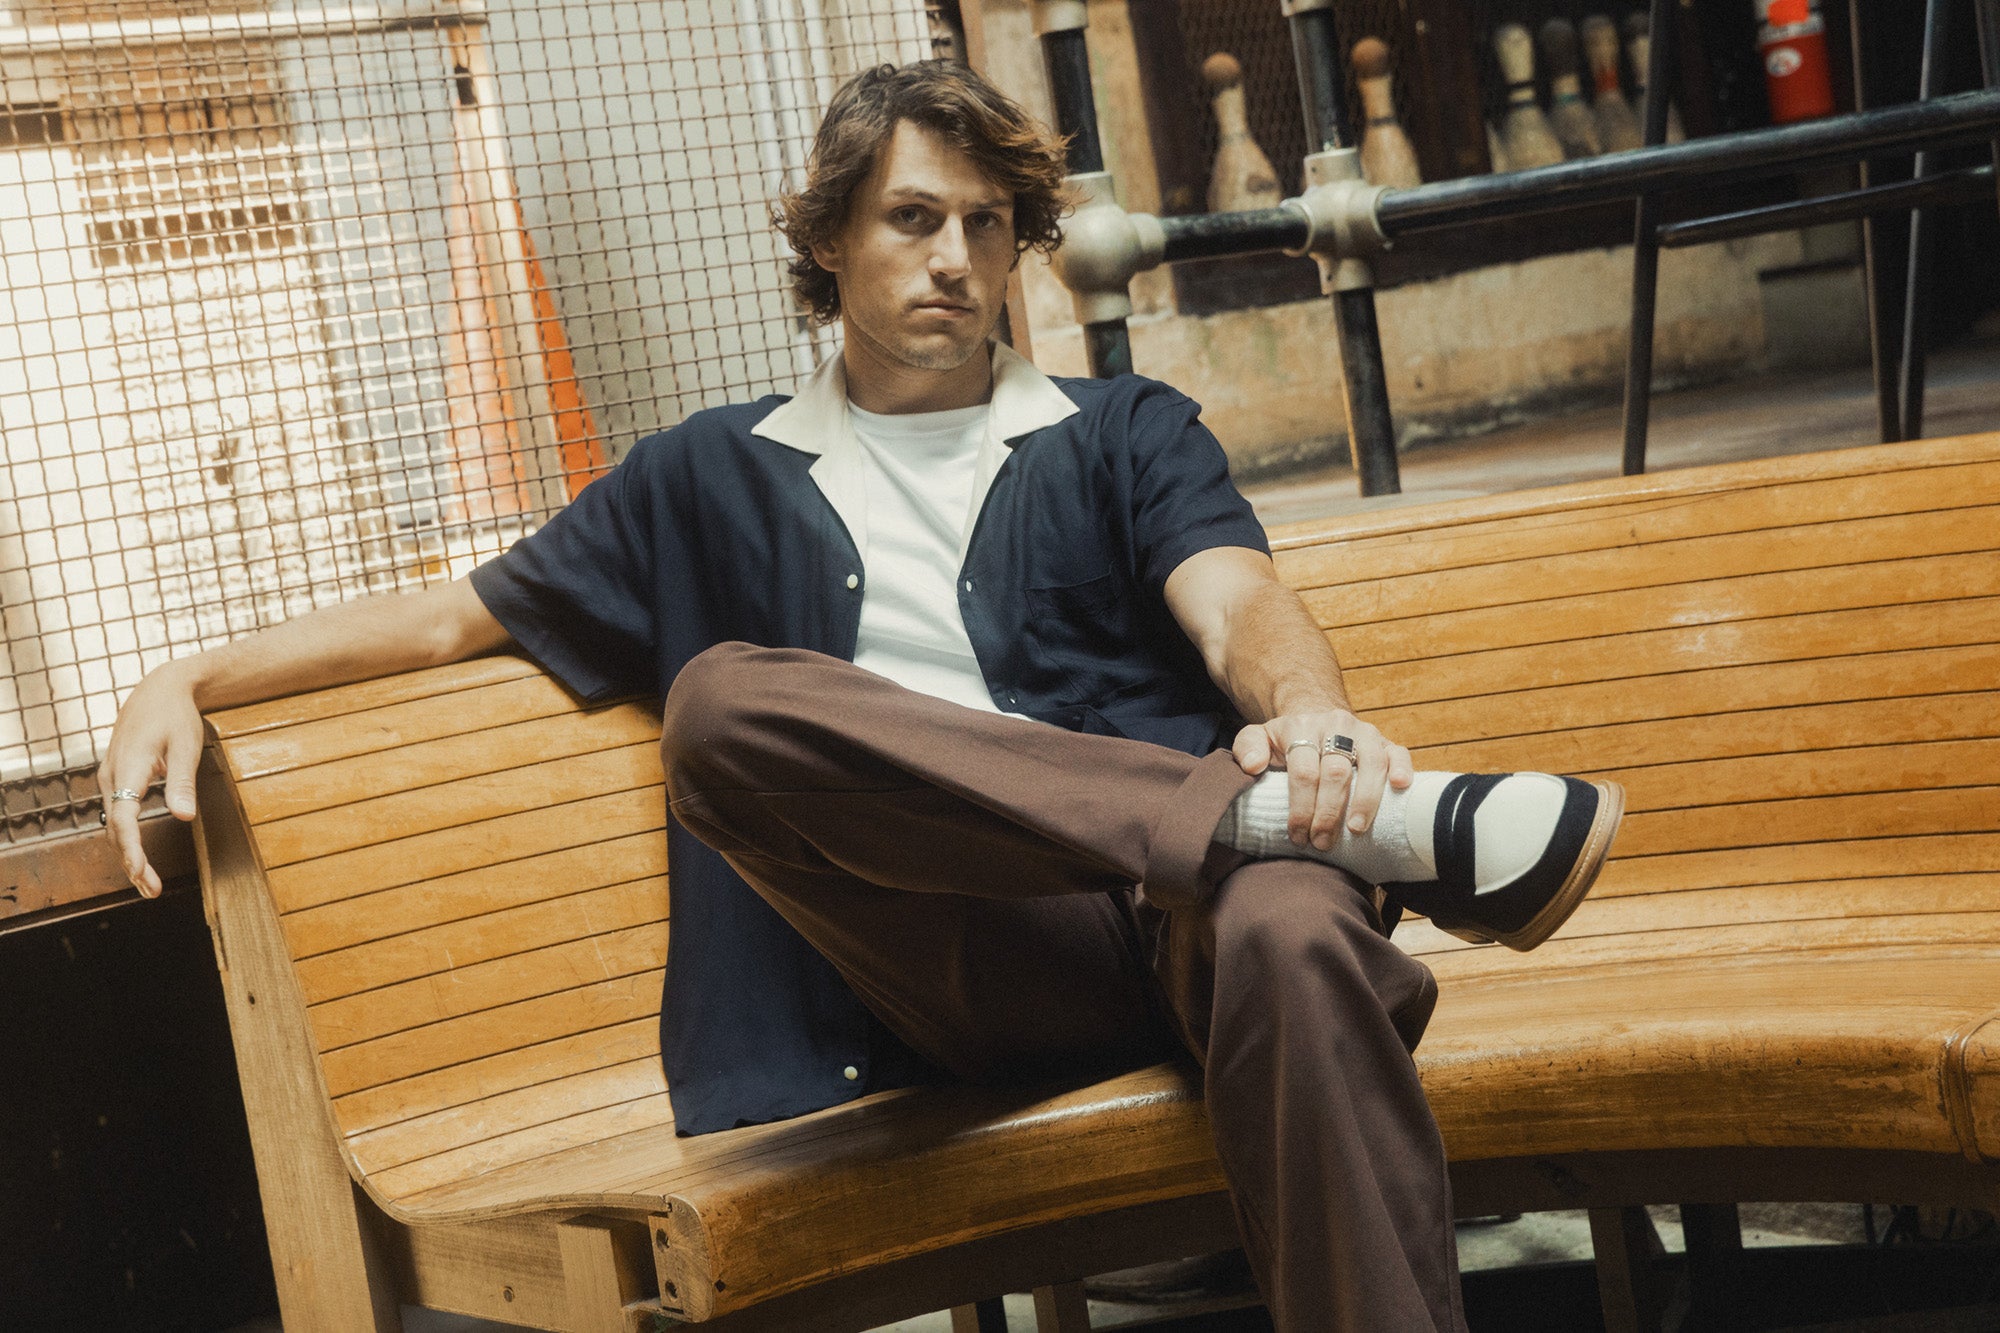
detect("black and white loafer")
[1384,774,1625,952]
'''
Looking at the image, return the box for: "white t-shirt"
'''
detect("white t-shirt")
[846,399,1005,715]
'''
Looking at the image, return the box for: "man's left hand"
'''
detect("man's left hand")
[1232,712,1414,850]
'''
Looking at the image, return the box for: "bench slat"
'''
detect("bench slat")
[320,969,663,1100]
[1266,432,2000,554]
[257,742,665,868]
[1420,694,2000,787]
[334,1016,660,1137]
[238,705,664,826]
[267,786,665,913]
[370,1091,678,1204]
[1277,457,2000,588]
[1320,550,1997,670]
[1599,831,2000,897]
[210,654,545,738]
[1373,643,1996,751]
[223,672,588,782]
[1307,503,2000,631]
[348,1056,667,1176]
[1423,902,2000,979]
[1345,595,2000,709]
[282,834,669,960]
[296,875,668,1005]
[308,922,668,1053]
[1396,875,2000,957]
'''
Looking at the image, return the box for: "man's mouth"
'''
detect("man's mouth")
[913,300,973,317]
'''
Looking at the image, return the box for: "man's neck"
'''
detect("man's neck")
[840,336,994,415]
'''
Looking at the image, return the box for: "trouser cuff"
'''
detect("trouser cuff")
[1140,749,1257,911]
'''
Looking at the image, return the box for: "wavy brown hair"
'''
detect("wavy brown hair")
[776,61,1070,324]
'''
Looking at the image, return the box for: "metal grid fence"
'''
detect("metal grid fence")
[0,0,934,844]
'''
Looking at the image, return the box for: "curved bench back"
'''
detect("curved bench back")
[1277,435,2000,916]
[204,656,672,1205]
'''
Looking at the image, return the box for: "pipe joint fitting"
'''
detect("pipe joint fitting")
[1281,148,1390,293]
[1047,172,1166,326]
[1032,0,1088,35]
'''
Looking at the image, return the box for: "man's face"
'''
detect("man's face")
[813,119,1015,386]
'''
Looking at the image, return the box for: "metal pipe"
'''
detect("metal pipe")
[1332,290,1398,496]
[1620,0,1678,477]
[1287,6,1351,152]
[1900,0,1951,441]
[1286,0,1398,496]
[1656,164,1994,246]
[1849,0,1901,443]
[1374,90,2000,236]
[1979,0,2000,210]
[1083,322,1133,378]
[1040,28,1105,175]
[1156,208,1307,261]
[1035,10,1130,378]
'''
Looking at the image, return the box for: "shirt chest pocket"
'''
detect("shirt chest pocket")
[1024,571,1152,704]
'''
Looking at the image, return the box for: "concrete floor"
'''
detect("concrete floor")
[1241,320,2000,528]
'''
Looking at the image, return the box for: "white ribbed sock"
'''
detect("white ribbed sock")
[1213,769,1566,890]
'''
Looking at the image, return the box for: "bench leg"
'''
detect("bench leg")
[950,1296,1009,1332]
[1590,1206,1667,1333]
[1679,1202,1743,1328]
[196,761,403,1332]
[1032,1282,1090,1331]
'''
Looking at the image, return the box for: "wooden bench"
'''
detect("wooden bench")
[193,430,2000,1331]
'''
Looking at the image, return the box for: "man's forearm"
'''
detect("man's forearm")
[171,578,511,711]
[1211,579,1351,724]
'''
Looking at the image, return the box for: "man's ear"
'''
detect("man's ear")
[811,237,842,273]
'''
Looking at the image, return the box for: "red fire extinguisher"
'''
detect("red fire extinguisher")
[1757,0,1837,123]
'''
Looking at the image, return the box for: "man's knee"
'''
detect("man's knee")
[660,641,774,794]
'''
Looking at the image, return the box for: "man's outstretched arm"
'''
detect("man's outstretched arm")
[1164,545,1414,851]
[98,578,515,897]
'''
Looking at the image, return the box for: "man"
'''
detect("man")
[101,61,1619,1331]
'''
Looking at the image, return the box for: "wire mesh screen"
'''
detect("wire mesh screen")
[0,0,933,845]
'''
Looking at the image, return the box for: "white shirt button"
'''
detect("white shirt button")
[842,1065,859,1081]
[846,574,860,590]
[962,579,973,592]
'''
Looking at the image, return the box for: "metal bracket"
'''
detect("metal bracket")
[1031,0,1088,35]
[1047,171,1166,326]
[1278,0,1333,14]
[1280,148,1389,292]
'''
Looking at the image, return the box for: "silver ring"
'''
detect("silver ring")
[1283,740,1317,754]
[1321,735,1358,766]
[109,788,144,803]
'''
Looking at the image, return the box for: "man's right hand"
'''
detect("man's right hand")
[97,661,206,897]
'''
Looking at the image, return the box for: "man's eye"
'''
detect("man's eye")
[893,207,926,225]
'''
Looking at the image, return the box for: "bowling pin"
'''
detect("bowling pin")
[1539,18,1603,159]
[1486,121,1511,174]
[1494,22,1565,170]
[1203,52,1283,213]
[1624,12,1686,143]
[1582,15,1645,151]
[1352,37,1422,188]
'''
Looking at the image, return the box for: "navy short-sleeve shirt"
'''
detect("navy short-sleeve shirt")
[470,365,1269,1134]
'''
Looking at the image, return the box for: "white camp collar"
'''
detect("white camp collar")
[751,342,1080,560]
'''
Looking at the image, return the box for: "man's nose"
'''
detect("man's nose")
[929,218,971,280]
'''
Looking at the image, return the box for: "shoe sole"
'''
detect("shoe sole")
[1440,779,1625,952]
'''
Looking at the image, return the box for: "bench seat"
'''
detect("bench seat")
[195,430,2000,1331]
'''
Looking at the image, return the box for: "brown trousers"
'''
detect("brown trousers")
[660,643,1467,1332]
